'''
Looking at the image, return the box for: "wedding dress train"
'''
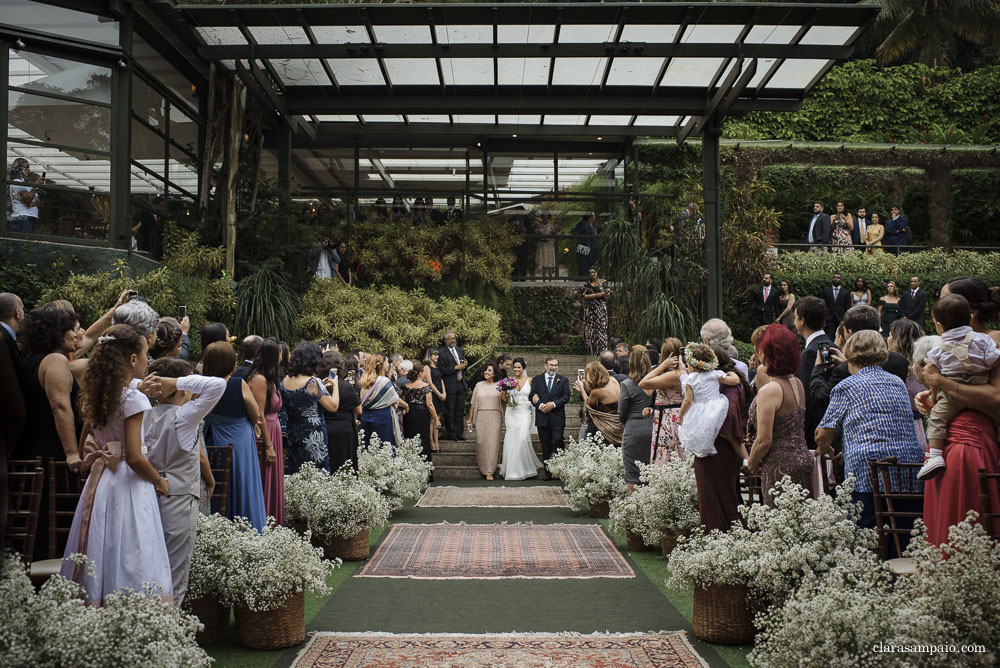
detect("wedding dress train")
[499,379,542,480]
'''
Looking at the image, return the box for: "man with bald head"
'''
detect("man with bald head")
[438,331,468,440]
[0,292,26,547]
[233,335,263,379]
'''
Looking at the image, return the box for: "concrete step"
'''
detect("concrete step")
[432,464,487,480]
[433,448,544,466]
[498,352,593,370]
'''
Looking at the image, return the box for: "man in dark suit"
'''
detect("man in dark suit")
[822,273,851,339]
[599,350,627,383]
[750,272,782,329]
[530,357,571,480]
[900,275,929,326]
[806,200,831,250]
[438,331,468,440]
[884,205,910,249]
[851,206,869,249]
[0,292,27,548]
[793,297,836,449]
[232,335,262,379]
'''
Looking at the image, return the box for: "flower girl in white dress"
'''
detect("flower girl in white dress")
[61,325,174,605]
[676,343,742,458]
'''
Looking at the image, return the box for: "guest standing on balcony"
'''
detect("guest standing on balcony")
[572,212,599,276]
[535,213,558,277]
[583,267,610,356]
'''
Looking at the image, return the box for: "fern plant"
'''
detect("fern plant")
[234,268,300,341]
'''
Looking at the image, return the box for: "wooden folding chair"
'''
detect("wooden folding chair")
[206,444,233,516]
[978,469,1000,541]
[870,457,925,576]
[5,458,45,565]
[29,461,84,586]
[740,467,765,506]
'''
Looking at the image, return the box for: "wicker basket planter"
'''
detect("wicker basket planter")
[234,590,305,650]
[288,520,309,536]
[318,528,370,561]
[692,583,756,645]
[660,532,679,557]
[184,597,230,646]
[589,499,610,518]
[627,530,652,552]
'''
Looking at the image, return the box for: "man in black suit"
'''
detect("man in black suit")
[750,272,782,329]
[0,292,26,548]
[851,206,869,249]
[530,357,571,480]
[806,200,831,251]
[599,350,627,383]
[822,273,851,339]
[793,296,836,449]
[438,331,468,440]
[232,335,262,379]
[900,275,928,326]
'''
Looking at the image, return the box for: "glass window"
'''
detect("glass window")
[619,25,681,43]
[435,25,493,44]
[498,59,550,86]
[248,26,309,45]
[270,59,331,87]
[195,27,248,46]
[682,25,745,44]
[9,51,111,104]
[9,92,111,153]
[131,118,166,181]
[311,26,368,44]
[373,26,433,44]
[544,115,587,125]
[558,25,618,43]
[132,74,167,131]
[133,33,199,112]
[168,142,199,192]
[169,105,199,158]
[745,25,799,45]
[552,58,607,86]
[497,115,541,124]
[0,2,119,46]
[384,59,439,86]
[455,115,495,124]
[497,25,557,44]
[588,116,633,126]
[408,115,450,124]
[5,140,110,190]
[767,59,830,89]
[605,58,665,86]
[440,59,494,86]
[802,26,858,47]
[658,58,725,88]
[326,59,385,86]
[362,115,404,123]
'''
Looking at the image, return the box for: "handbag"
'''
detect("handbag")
[575,243,590,256]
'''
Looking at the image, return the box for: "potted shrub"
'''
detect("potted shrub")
[285,463,391,561]
[546,434,626,518]
[185,514,242,645]
[358,433,434,511]
[610,459,700,555]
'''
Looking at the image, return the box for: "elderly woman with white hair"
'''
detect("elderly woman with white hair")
[112,299,160,354]
[700,318,749,382]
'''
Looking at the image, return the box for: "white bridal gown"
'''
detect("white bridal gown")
[499,379,542,480]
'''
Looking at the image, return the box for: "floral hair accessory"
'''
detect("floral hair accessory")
[684,343,718,371]
[98,334,117,344]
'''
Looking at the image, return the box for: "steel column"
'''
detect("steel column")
[0,40,9,222]
[109,7,133,250]
[277,123,291,191]
[702,125,723,320]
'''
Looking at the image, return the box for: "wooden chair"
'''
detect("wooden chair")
[818,453,844,496]
[978,469,1000,541]
[870,457,925,576]
[6,458,45,564]
[29,461,85,587]
[740,468,765,506]
[206,444,233,516]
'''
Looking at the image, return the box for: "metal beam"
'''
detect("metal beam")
[703,125,723,319]
[678,58,757,144]
[370,156,397,190]
[307,123,677,140]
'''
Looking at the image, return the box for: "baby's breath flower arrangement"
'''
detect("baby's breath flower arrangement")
[0,554,210,667]
[609,459,700,545]
[186,512,243,603]
[285,463,391,539]
[358,432,433,511]
[546,433,626,510]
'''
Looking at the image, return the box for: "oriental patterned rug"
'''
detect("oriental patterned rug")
[416,486,569,508]
[291,632,708,668]
[358,523,634,579]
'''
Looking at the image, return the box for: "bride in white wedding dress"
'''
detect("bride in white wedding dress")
[499,359,542,481]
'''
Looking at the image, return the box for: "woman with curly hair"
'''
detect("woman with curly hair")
[281,342,339,473]
[60,324,173,605]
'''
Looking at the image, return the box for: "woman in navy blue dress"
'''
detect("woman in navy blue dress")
[281,342,340,473]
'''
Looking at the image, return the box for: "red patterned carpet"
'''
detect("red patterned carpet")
[292,632,708,667]
[358,523,635,579]
[416,486,569,508]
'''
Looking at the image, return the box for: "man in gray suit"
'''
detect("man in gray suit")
[806,200,831,251]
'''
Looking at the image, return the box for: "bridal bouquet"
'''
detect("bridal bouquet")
[497,376,519,406]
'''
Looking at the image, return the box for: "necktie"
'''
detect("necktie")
[547,375,553,392]
[912,289,916,298]
[764,286,769,301]
[834,287,839,301]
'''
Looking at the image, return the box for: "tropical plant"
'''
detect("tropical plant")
[357,432,434,511]
[609,460,700,545]
[545,433,627,510]
[863,0,1000,67]
[233,267,300,341]
[284,463,391,539]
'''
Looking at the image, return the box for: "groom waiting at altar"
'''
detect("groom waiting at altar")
[438,331,468,440]
[531,357,570,480]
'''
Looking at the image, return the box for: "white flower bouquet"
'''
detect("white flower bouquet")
[546,433,627,510]
[0,554,210,667]
[358,432,434,511]
[186,512,242,604]
[285,463,391,540]
[609,459,700,545]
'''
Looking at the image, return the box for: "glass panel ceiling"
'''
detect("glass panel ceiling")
[327,58,384,85]
[384,58,438,85]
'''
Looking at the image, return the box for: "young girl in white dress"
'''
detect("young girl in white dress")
[61,324,174,605]
[676,343,742,458]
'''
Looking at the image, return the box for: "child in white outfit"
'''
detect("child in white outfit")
[919,294,1000,480]
[677,343,742,458]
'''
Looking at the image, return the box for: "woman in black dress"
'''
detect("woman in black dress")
[421,348,446,453]
[402,361,437,478]
[320,351,362,471]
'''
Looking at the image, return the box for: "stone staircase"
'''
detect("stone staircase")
[434,350,593,478]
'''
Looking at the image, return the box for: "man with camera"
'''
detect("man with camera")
[794,297,836,449]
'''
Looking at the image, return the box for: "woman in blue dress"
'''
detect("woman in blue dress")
[281,342,340,473]
[359,354,406,449]
[201,341,267,530]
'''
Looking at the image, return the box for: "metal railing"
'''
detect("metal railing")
[772,242,1000,253]
[510,233,598,282]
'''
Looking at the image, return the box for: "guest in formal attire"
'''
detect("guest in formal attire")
[890,321,929,450]
[248,338,285,523]
[438,331,468,440]
[390,195,408,225]
[750,273,782,330]
[535,213,558,277]
[202,342,267,530]
[600,349,628,383]
[885,205,910,250]
[572,212,599,276]
[133,196,165,259]
[865,212,885,254]
[445,196,464,223]
[468,362,504,480]
[0,293,26,547]
[747,325,814,506]
[319,350,362,472]
[282,342,339,472]
[822,273,851,339]
[618,346,654,491]
[940,276,1000,346]
[233,335,262,379]
[816,331,924,555]
[14,306,83,561]
[401,361,436,474]
[775,280,798,332]
[143,357,223,607]
[333,241,352,286]
[806,200,831,250]
[367,198,388,223]
[851,206,869,250]
[830,201,854,253]
[530,356,570,480]
[60,325,172,605]
[641,338,686,465]
[421,348,446,453]
[359,353,404,448]
[794,296,834,451]
[695,345,751,532]
[900,275,929,327]
[150,317,184,360]
[851,277,872,307]
[576,361,623,446]
[583,267,610,356]
[700,318,749,381]
[879,281,902,334]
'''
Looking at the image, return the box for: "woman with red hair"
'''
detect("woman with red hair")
[747,324,814,505]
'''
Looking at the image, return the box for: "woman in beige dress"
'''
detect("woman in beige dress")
[534,213,557,277]
[468,362,504,480]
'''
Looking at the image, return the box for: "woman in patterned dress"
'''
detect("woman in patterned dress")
[281,342,340,473]
[640,338,687,465]
[830,200,854,253]
[583,266,610,356]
